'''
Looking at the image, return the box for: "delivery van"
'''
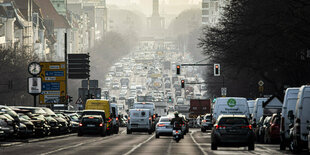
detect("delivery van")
[85,99,114,135]
[212,97,250,123]
[251,98,268,125]
[133,102,156,131]
[247,100,255,115]
[280,87,299,150]
[127,109,152,134]
[290,85,310,152]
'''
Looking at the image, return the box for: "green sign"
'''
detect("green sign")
[227,98,236,107]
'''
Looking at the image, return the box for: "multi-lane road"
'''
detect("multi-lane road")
[1,128,307,155]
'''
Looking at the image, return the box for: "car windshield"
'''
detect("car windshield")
[218,117,248,125]
[69,115,79,122]
[19,114,31,120]
[43,108,56,116]
[82,117,101,123]
[160,118,170,122]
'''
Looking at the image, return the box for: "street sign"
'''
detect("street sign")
[75,97,83,104]
[28,77,42,94]
[39,62,66,105]
[258,80,264,86]
[40,62,66,81]
[221,87,227,97]
[68,54,90,79]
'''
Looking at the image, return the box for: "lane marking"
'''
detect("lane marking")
[167,139,173,155]
[190,131,208,155]
[123,134,155,155]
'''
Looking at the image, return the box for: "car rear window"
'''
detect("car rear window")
[83,117,101,123]
[160,118,170,122]
[218,117,248,125]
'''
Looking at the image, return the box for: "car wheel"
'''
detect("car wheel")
[148,130,152,135]
[211,142,217,150]
[156,134,159,138]
[248,142,255,150]
[127,129,132,134]
[77,132,83,136]
[280,140,286,150]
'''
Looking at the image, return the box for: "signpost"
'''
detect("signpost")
[39,62,67,104]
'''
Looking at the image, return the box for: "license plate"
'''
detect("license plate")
[132,124,138,127]
[87,124,95,127]
[0,131,4,133]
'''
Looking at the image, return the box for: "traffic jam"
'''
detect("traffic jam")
[1,43,310,154]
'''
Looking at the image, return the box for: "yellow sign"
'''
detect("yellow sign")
[39,62,66,104]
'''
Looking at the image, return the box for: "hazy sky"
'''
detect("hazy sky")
[107,0,202,16]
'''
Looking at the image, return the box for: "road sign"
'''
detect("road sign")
[75,97,83,104]
[221,87,227,97]
[28,77,42,94]
[40,62,66,81]
[258,80,264,86]
[39,62,66,105]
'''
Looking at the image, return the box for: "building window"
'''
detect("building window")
[202,10,209,15]
[202,17,209,22]
[202,2,209,8]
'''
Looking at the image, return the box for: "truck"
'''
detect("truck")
[189,99,211,119]
[85,99,118,135]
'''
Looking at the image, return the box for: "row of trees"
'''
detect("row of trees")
[0,48,38,106]
[199,0,310,98]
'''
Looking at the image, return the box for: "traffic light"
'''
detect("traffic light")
[168,96,172,102]
[181,80,185,88]
[214,64,220,76]
[176,65,180,75]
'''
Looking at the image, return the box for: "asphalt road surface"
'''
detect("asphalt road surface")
[0,128,308,155]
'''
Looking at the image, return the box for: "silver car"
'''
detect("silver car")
[155,116,173,138]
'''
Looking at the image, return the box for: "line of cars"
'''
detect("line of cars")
[0,105,80,140]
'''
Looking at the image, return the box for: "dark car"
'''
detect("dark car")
[0,118,14,139]
[211,115,255,150]
[201,114,213,132]
[42,108,69,134]
[255,116,266,143]
[78,115,107,136]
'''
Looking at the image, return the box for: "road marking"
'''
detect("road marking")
[123,134,155,155]
[167,139,173,155]
[190,131,208,155]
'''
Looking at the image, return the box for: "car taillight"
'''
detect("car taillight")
[149,117,152,120]
[158,124,165,127]
[281,117,285,131]
[202,120,206,123]
[88,117,94,119]
[241,125,252,130]
[215,125,226,129]
[176,130,179,133]
[116,117,119,121]
[182,124,184,126]
[79,123,82,127]
[153,114,156,119]
[99,123,103,127]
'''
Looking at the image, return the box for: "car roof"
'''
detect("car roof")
[83,110,105,113]
[219,115,247,118]
[82,115,102,118]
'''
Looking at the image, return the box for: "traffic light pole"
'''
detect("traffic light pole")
[64,32,68,110]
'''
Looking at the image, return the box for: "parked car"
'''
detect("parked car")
[280,87,299,150]
[0,117,14,139]
[78,115,107,137]
[211,115,255,150]
[289,85,310,153]
[201,114,213,132]
[264,114,280,143]
[155,116,173,138]
[42,107,69,134]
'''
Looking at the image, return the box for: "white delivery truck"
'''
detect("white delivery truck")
[247,100,255,115]
[290,85,310,152]
[251,98,268,125]
[280,88,299,150]
[212,97,250,123]
[127,109,152,134]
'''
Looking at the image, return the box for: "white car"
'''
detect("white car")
[155,116,173,138]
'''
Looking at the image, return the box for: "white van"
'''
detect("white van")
[127,109,152,134]
[247,100,255,115]
[290,85,310,152]
[280,88,299,150]
[212,97,250,123]
[251,98,268,124]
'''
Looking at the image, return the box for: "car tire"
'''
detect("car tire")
[127,129,132,134]
[77,132,83,136]
[211,142,217,150]
[148,130,152,135]
[280,140,286,150]
[248,143,255,150]
[156,134,159,138]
